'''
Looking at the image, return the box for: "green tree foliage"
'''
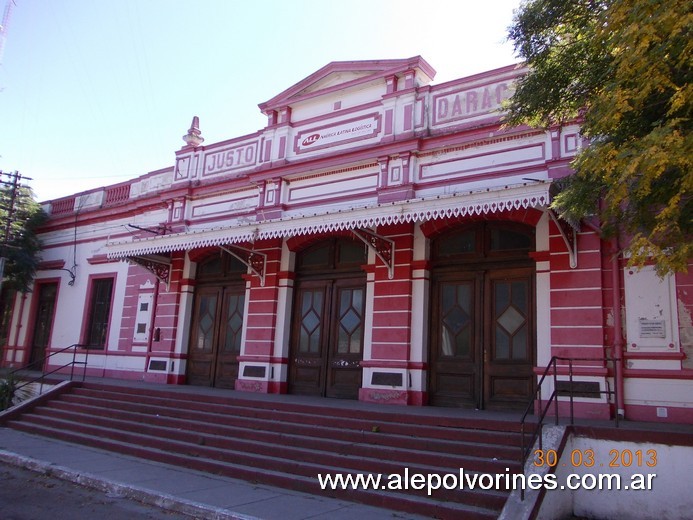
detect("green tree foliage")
[0,180,47,292]
[0,374,17,411]
[505,0,692,275]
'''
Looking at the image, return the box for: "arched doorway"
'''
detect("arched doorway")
[289,237,367,399]
[187,252,246,388]
[429,222,536,410]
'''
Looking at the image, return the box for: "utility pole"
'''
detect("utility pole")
[0,170,28,299]
[0,0,15,66]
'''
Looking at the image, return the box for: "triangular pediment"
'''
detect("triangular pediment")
[298,70,375,95]
[258,56,435,113]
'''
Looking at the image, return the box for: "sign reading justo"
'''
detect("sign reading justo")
[204,142,258,175]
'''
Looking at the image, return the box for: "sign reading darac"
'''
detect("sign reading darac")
[433,80,514,126]
[295,115,380,153]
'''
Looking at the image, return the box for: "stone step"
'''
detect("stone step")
[79,383,526,433]
[6,381,526,518]
[67,386,523,446]
[47,397,518,461]
[32,405,518,480]
[8,419,504,519]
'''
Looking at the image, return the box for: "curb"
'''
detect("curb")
[0,449,260,520]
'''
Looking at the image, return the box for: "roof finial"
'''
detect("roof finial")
[182,115,204,148]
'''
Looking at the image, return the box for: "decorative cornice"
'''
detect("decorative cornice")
[37,260,66,270]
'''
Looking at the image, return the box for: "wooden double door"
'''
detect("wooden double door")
[430,267,535,410]
[289,237,368,399]
[429,223,536,410]
[187,283,245,388]
[289,278,366,399]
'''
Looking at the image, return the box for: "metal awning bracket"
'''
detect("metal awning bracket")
[545,208,579,268]
[128,254,171,288]
[352,228,395,279]
[219,245,267,286]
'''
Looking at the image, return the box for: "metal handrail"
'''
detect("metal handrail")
[519,355,620,500]
[7,343,89,395]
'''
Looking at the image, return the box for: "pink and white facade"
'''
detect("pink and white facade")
[1,57,691,422]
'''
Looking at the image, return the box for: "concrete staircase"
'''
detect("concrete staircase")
[4,382,523,519]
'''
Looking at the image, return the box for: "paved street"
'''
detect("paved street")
[0,427,417,520]
[0,463,193,520]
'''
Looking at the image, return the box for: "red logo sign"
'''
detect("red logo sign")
[301,133,320,147]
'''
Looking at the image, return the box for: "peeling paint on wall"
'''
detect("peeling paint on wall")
[678,298,693,369]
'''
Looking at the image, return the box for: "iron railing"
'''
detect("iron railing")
[519,356,620,499]
[7,343,89,396]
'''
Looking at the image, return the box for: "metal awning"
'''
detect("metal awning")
[106,181,552,259]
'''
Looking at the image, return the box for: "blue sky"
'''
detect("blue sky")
[0,0,521,202]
